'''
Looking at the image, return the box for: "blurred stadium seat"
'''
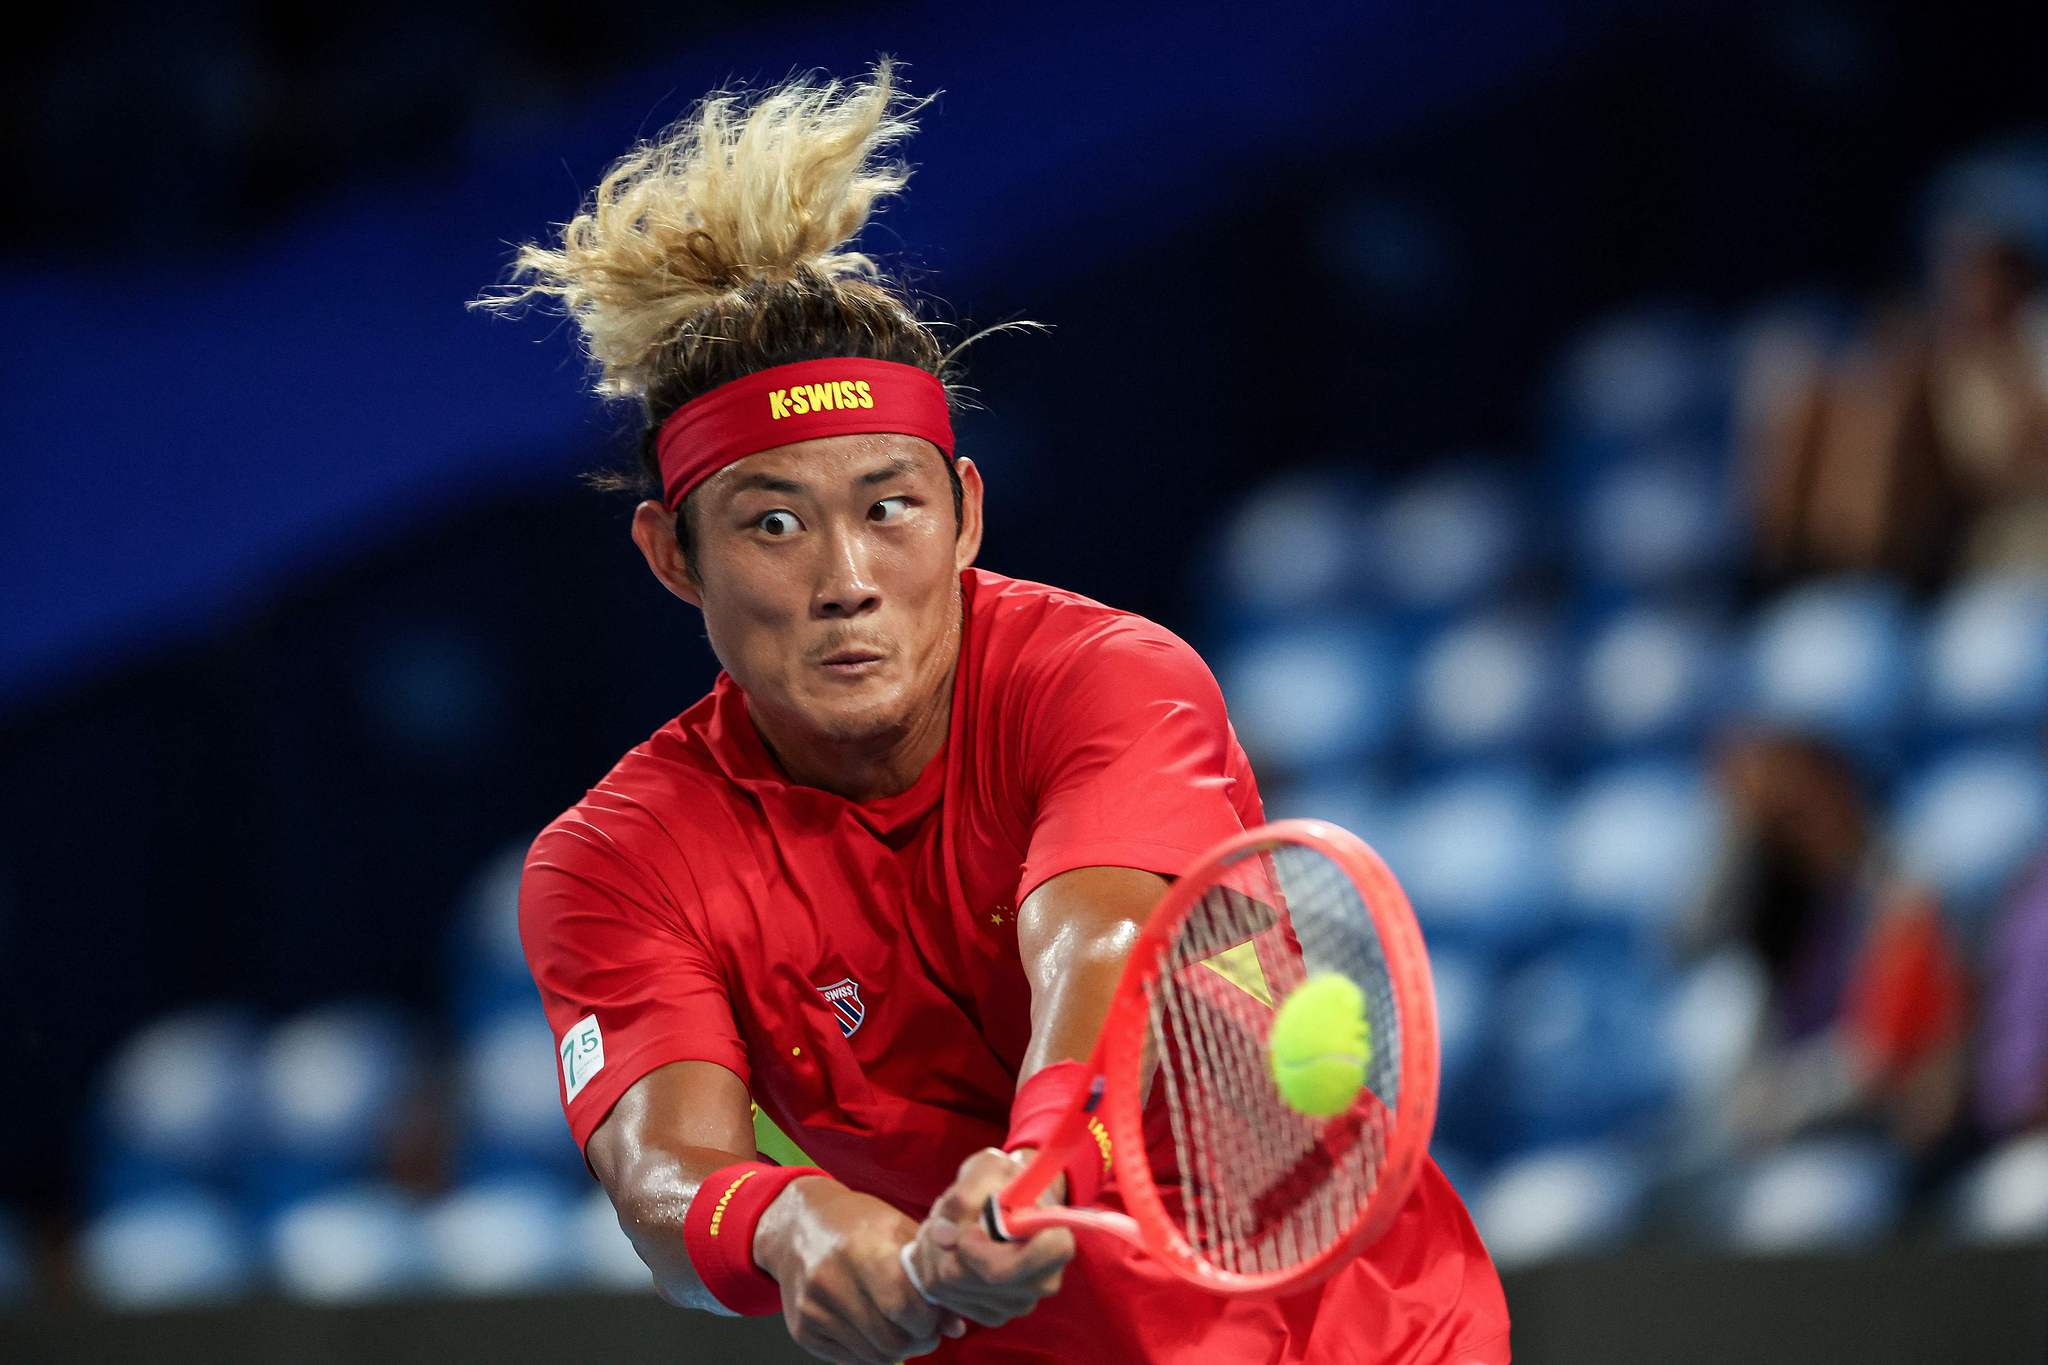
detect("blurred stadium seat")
[90,1007,260,1210]
[1409,611,1565,765]
[1895,744,2048,924]
[1392,766,1559,954]
[0,1207,26,1308]
[1577,603,1731,756]
[456,1006,584,1183]
[1548,308,1729,450]
[1746,579,1915,749]
[1950,1132,2048,1244]
[1214,619,1402,777]
[1494,938,1674,1151]
[1721,1136,1905,1252]
[1662,951,1769,1114]
[1921,573,2048,737]
[1469,1143,1650,1267]
[1210,469,1374,621]
[77,1187,255,1309]
[573,1186,653,1291]
[422,1176,573,1294]
[250,1003,419,1212]
[1366,466,1527,617]
[1574,449,1737,593]
[267,1182,427,1303]
[1556,760,1723,937]
[450,838,543,1028]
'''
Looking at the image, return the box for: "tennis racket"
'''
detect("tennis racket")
[982,818,1438,1298]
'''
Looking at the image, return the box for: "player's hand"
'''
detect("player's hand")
[905,1148,1076,1330]
[753,1176,967,1364]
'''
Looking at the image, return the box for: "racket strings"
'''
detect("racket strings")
[1146,841,1404,1278]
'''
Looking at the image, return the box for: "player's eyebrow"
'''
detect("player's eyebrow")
[858,456,921,486]
[727,472,809,496]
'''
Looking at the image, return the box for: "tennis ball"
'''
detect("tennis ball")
[1267,973,1371,1117]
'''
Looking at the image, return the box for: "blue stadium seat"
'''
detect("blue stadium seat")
[455,1006,585,1183]
[1557,760,1723,937]
[1365,466,1526,618]
[422,1176,573,1294]
[1409,611,1564,765]
[1391,767,1559,954]
[77,1187,254,1308]
[1921,574,2048,738]
[1206,469,1374,622]
[0,1207,26,1308]
[1425,946,1497,1156]
[1949,1133,2048,1244]
[267,1182,427,1303]
[248,1003,419,1213]
[1895,745,2048,924]
[1493,939,1674,1151]
[573,1186,653,1290]
[1575,450,1736,592]
[1721,1136,1904,1251]
[1469,1143,1649,1267]
[1746,579,1914,749]
[90,1007,260,1210]
[1214,619,1402,778]
[1546,308,1729,450]
[1578,603,1732,755]
[450,838,542,1030]
[1662,951,1769,1114]
[1258,777,1392,852]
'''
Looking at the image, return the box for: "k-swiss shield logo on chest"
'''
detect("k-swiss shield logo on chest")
[815,977,866,1038]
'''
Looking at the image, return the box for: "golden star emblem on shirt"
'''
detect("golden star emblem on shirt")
[989,911,1005,926]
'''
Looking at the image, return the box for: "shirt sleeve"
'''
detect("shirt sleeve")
[519,817,750,1156]
[1017,618,1256,902]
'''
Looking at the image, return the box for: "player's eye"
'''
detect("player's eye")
[754,510,803,537]
[868,496,911,524]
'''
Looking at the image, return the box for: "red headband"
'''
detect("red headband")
[656,358,955,510]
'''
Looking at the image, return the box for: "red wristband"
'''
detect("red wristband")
[1004,1061,1113,1208]
[683,1161,826,1315]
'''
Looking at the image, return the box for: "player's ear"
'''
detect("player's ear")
[631,500,704,608]
[952,456,985,571]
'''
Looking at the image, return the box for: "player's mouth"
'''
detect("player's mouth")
[817,647,887,677]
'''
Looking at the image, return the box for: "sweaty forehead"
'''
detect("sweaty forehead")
[694,432,946,504]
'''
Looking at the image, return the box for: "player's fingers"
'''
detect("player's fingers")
[954,1221,1075,1288]
[931,1147,1022,1224]
[909,1243,1033,1327]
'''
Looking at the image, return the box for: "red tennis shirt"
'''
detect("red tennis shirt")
[521,568,1509,1363]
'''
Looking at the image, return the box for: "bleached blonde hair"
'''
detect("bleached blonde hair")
[474,59,938,402]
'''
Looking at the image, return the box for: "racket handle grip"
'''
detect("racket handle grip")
[982,1194,1013,1243]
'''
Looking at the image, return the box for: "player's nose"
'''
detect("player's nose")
[812,522,881,619]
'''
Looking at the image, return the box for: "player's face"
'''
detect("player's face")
[679,434,983,751]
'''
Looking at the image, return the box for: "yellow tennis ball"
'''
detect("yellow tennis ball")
[1267,973,1371,1117]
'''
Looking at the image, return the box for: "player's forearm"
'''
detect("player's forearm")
[605,1140,765,1312]
[1015,866,1166,1077]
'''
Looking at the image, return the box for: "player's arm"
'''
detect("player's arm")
[588,1059,962,1364]
[908,865,1165,1326]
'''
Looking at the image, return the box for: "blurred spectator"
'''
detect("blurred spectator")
[1976,840,2048,1138]
[1683,732,1969,1155]
[1927,227,2048,572]
[1741,226,2048,591]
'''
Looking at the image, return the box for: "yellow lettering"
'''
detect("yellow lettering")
[802,382,833,413]
[854,379,874,408]
[708,1169,758,1236]
[769,389,791,420]
[835,380,857,408]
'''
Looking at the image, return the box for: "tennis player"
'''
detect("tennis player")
[485,63,1509,1364]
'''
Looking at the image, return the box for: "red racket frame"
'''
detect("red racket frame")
[984,819,1440,1297]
